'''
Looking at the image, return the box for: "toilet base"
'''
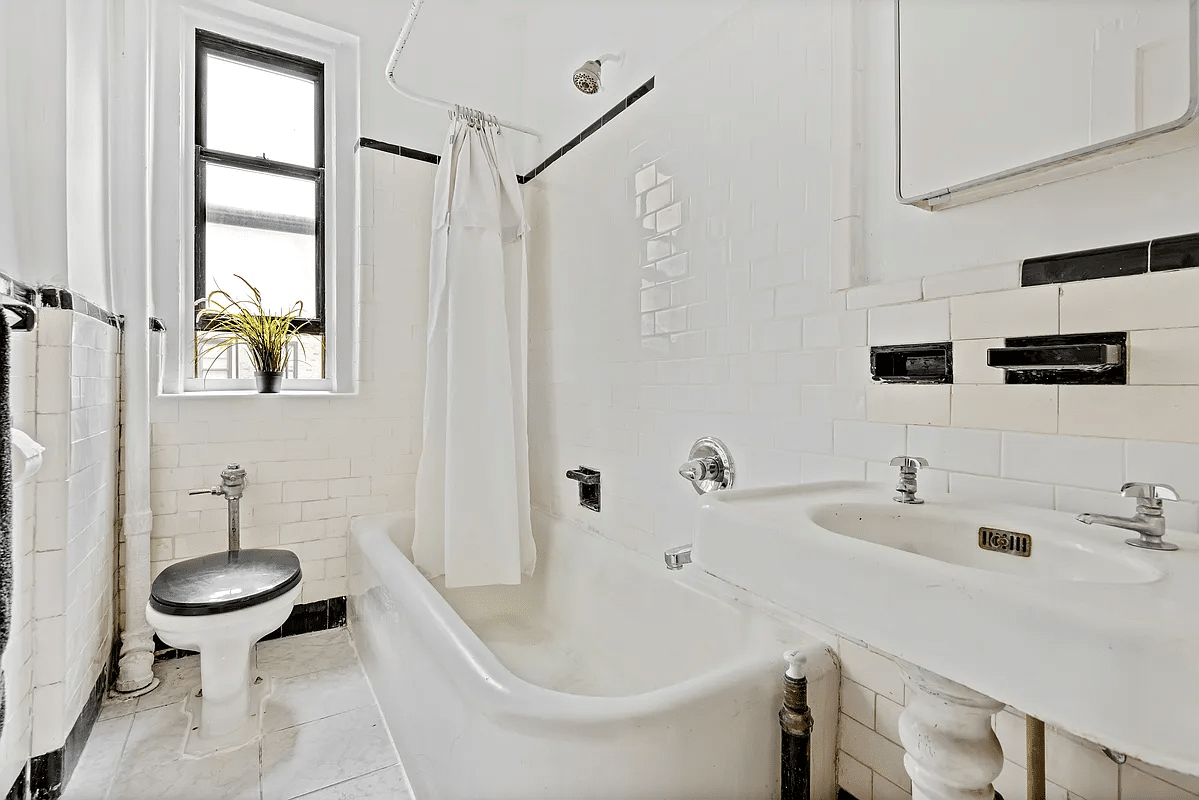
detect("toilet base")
[181,670,273,757]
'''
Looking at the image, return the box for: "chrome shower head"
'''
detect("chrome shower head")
[572,52,623,95]
[573,60,602,94]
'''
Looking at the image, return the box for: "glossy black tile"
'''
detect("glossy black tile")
[38,288,120,329]
[999,332,1127,385]
[155,596,349,661]
[28,668,106,800]
[1020,242,1148,286]
[361,77,656,186]
[1150,232,1199,272]
[870,342,953,384]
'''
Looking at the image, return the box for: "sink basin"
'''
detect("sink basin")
[808,502,1160,584]
[694,482,1199,776]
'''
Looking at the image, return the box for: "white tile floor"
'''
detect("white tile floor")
[62,629,414,800]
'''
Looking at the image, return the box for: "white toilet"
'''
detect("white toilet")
[146,548,302,752]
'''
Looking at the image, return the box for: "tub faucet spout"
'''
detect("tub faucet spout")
[664,545,692,570]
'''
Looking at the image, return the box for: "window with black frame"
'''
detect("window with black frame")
[193,30,326,381]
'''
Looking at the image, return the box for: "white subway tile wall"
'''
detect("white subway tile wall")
[28,310,120,757]
[1,327,38,790]
[520,3,1199,797]
[145,150,429,604]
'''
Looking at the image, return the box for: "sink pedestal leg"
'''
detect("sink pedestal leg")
[898,662,1006,800]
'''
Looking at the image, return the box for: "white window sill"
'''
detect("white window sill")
[173,389,354,398]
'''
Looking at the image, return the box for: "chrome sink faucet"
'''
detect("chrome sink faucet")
[1077,482,1180,551]
[890,456,929,504]
[190,463,247,552]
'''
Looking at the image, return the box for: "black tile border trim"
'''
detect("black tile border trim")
[838,790,862,800]
[152,595,348,661]
[1021,241,1149,287]
[38,288,120,330]
[518,77,655,184]
[0,271,36,306]
[1020,229,1199,287]
[26,665,107,800]
[356,137,441,166]
[1149,231,1199,273]
[355,76,656,185]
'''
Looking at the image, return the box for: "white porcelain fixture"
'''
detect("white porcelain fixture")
[349,511,839,800]
[146,550,302,754]
[694,482,1199,778]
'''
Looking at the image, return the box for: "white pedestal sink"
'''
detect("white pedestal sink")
[693,481,1199,789]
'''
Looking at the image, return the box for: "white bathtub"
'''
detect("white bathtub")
[349,510,838,800]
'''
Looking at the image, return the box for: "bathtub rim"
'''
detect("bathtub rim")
[349,511,835,729]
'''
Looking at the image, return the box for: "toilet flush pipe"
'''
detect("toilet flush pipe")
[111,0,157,695]
[1027,716,1046,800]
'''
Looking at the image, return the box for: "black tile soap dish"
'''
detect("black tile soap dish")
[871,342,953,384]
[988,332,1127,385]
[566,467,601,512]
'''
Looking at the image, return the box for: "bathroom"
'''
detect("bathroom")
[1,0,1198,798]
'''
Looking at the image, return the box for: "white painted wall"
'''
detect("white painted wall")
[862,0,1199,284]
[251,0,745,171]
[250,0,529,159]
[1,0,112,306]
[525,1,1199,797]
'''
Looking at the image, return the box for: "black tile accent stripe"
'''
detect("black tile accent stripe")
[152,596,349,661]
[518,77,655,185]
[356,137,441,166]
[838,790,863,800]
[38,288,120,330]
[356,75,656,185]
[27,666,107,800]
[0,270,36,306]
[1149,231,1199,272]
[1020,241,1149,286]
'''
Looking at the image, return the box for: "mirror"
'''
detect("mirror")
[897,0,1197,207]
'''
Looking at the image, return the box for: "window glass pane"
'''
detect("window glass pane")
[194,336,324,380]
[205,53,317,167]
[203,163,317,316]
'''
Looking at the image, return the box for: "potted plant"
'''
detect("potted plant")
[196,276,306,393]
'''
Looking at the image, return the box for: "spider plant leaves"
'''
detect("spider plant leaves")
[195,275,307,377]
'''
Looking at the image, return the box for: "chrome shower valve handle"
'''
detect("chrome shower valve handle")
[890,456,929,504]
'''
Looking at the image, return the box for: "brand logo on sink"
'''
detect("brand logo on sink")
[978,527,1032,557]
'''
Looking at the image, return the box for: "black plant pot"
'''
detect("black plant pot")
[254,371,283,394]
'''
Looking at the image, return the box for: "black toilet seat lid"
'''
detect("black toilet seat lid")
[149,549,302,616]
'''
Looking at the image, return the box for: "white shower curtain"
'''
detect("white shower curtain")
[412,112,536,588]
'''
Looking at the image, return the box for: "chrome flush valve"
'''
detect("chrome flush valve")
[189,464,247,552]
[890,456,929,504]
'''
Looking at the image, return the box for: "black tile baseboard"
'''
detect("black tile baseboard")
[1021,241,1149,286]
[153,596,348,661]
[838,789,862,800]
[356,75,656,185]
[27,666,107,800]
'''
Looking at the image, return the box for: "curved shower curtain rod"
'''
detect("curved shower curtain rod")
[386,0,543,139]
